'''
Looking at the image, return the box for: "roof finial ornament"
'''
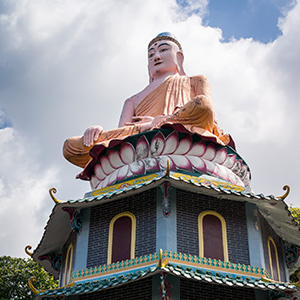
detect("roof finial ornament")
[49,187,62,204]
[277,185,290,200]
[25,245,33,257]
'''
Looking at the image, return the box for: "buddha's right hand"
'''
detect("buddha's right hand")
[83,125,103,147]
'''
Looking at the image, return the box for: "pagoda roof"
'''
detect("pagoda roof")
[34,259,298,298]
[33,171,300,277]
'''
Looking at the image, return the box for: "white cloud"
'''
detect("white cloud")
[0,0,300,257]
[0,127,58,257]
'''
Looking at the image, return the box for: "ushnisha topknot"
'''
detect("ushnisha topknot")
[148,32,183,52]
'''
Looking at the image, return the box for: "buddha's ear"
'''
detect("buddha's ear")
[176,52,186,76]
[148,64,154,83]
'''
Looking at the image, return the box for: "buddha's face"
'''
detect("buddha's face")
[148,40,182,80]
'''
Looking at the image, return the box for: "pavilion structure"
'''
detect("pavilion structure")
[27,125,300,299]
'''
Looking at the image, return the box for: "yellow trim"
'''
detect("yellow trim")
[267,236,281,281]
[198,210,229,262]
[107,212,136,265]
[63,243,74,286]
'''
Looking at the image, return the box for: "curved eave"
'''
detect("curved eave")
[33,172,300,276]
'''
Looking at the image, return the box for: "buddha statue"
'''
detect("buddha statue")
[63,32,233,169]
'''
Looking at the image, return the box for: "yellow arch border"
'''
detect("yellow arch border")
[63,243,73,286]
[198,210,229,262]
[107,212,136,265]
[267,236,281,281]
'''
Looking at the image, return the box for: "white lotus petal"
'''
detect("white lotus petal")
[157,155,175,170]
[150,131,165,156]
[94,164,106,180]
[136,135,149,160]
[144,157,160,172]
[120,142,135,164]
[202,144,216,161]
[100,175,110,189]
[107,172,118,186]
[90,175,100,190]
[239,164,248,181]
[232,160,242,175]
[169,155,192,171]
[213,148,227,164]
[215,164,229,181]
[117,165,129,181]
[130,160,145,175]
[107,150,124,169]
[188,156,206,173]
[186,142,206,157]
[223,154,236,169]
[173,135,192,155]
[100,156,115,175]
[205,160,218,177]
[162,131,178,155]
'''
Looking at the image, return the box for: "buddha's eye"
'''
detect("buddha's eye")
[148,53,154,58]
[160,47,168,52]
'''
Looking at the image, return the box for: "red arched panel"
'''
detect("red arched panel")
[203,214,224,260]
[111,216,132,263]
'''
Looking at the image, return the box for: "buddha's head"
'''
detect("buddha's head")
[148,32,185,82]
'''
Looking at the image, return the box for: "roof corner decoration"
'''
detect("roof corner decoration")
[278,185,290,200]
[25,245,33,257]
[49,187,62,204]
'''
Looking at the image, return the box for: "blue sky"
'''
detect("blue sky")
[0,0,300,257]
[177,0,295,42]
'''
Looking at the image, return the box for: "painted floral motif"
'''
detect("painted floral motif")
[90,130,251,191]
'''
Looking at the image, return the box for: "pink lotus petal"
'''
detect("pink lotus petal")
[202,143,216,161]
[117,165,129,181]
[144,157,160,172]
[107,150,124,169]
[90,175,100,190]
[169,155,192,171]
[94,164,106,180]
[157,155,176,171]
[161,131,178,155]
[100,156,115,175]
[188,156,207,173]
[130,160,146,175]
[150,131,165,156]
[172,135,192,155]
[186,141,206,157]
[136,135,149,160]
[223,154,236,169]
[120,142,135,164]
[213,148,227,164]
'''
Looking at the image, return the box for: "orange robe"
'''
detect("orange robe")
[63,74,230,168]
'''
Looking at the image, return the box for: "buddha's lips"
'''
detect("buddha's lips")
[154,61,163,66]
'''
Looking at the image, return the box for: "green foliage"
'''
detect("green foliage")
[289,206,300,227]
[0,256,58,300]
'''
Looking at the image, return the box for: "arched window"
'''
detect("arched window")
[63,243,73,285]
[198,211,228,262]
[107,212,136,265]
[267,236,281,281]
